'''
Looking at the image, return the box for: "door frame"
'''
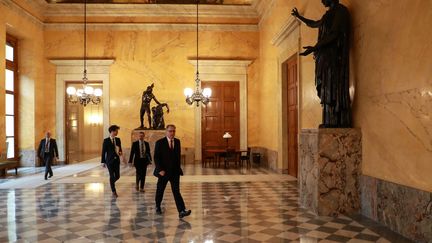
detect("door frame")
[64,81,103,164]
[283,54,299,177]
[188,60,252,161]
[50,59,114,162]
[271,17,301,174]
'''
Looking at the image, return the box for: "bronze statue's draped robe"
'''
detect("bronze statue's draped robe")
[314,3,351,128]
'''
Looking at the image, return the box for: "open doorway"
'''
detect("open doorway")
[65,81,103,164]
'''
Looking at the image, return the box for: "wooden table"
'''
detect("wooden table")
[204,149,248,168]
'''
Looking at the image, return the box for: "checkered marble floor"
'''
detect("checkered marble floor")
[0,162,412,242]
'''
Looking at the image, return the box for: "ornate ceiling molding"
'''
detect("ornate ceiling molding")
[44,22,258,32]
[1,0,44,28]
[44,4,259,19]
[271,16,300,47]
[5,0,259,32]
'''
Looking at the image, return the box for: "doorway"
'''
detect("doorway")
[65,82,103,164]
[201,81,240,155]
[284,55,298,177]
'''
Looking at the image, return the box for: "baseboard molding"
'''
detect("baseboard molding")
[360,175,432,242]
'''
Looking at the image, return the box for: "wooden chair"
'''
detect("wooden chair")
[224,149,238,168]
[239,147,251,168]
[202,152,215,168]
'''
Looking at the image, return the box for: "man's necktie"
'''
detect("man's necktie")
[140,141,145,158]
[170,139,174,150]
[45,139,49,152]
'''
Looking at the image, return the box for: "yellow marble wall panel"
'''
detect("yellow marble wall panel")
[257,0,432,191]
[44,30,258,148]
[1,2,44,154]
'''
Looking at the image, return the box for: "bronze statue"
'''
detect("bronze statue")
[292,0,352,128]
[140,83,161,129]
[151,103,170,130]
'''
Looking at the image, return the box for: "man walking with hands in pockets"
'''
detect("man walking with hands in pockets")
[153,124,191,218]
[129,131,152,192]
[101,125,123,198]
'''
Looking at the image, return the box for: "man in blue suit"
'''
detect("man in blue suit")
[101,125,123,198]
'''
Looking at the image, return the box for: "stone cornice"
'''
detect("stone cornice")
[44,4,259,19]
[252,0,275,27]
[2,0,44,28]
[188,59,253,75]
[271,17,300,47]
[44,23,258,32]
[5,0,260,31]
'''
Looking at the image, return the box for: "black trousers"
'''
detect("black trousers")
[135,163,148,189]
[44,153,53,179]
[107,162,120,193]
[155,175,185,212]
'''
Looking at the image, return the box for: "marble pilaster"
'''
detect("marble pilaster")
[299,128,362,216]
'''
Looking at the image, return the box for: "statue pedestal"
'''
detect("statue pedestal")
[299,128,362,216]
[131,129,166,156]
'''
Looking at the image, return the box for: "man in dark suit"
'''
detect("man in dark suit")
[101,125,123,198]
[128,131,152,192]
[154,124,191,219]
[37,131,59,180]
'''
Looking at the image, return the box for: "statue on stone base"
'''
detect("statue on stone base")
[139,83,161,129]
[292,0,352,128]
[151,103,170,130]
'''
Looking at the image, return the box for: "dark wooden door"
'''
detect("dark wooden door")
[201,82,240,154]
[286,55,298,177]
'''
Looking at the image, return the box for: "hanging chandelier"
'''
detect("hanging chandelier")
[66,0,102,107]
[184,0,212,107]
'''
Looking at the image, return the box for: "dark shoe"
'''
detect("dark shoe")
[140,188,145,192]
[48,174,53,178]
[44,177,48,180]
[135,185,139,192]
[112,192,118,198]
[179,209,191,219]
[156,207,162,215]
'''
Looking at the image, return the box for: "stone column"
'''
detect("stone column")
[299,128,362,216]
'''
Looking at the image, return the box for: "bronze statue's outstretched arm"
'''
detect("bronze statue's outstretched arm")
[291,8,321,28]
[153,95,161,105]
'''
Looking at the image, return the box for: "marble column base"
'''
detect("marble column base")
[299,128,362,216]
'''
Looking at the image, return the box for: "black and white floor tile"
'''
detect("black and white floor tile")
[0,163,412,242]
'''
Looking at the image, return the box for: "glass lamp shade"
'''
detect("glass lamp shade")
[223,132,232,139]
[84,86,94,95]
[76,89,84,97]
[184,88,193,97]
[94,88,103,97]
[202,88,212,98]
[66,86,77,95]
